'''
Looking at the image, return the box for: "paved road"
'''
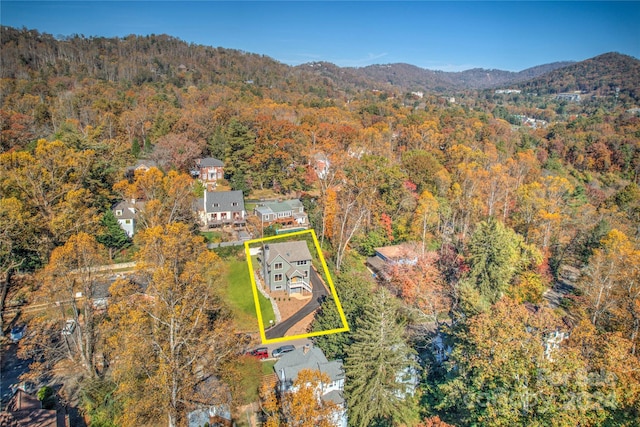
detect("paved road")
[265,268,328,339]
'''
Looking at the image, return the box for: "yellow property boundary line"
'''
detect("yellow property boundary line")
[244,229,349,344]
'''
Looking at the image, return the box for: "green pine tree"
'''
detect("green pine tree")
[344,288,419,427]
[312,271,373,360]
[467,217,521,304]
[96,210,131,260]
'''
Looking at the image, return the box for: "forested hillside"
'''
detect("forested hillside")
[518,52,640,103]
[1,26,640,426]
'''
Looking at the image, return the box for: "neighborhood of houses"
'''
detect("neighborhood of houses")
[113,157,310,242]
[3,156,572,427]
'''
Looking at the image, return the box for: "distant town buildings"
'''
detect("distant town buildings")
[495,89,522,94]
[555,93,582,102]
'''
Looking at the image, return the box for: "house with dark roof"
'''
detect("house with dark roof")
[197,190,246,228]
[274,344,347,427]
[192,157,224,190]
[253,199,307,228]
[261,241,312,294]
[112,200,143,237]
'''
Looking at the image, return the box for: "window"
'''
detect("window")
[232,202,238,207]
[125,219,131,224]
[274,262,283,270]
[274,274,283,282]
[304,270,308,278]
[115,210,123,216]
[296,260,306,266]
[213,203,220,207]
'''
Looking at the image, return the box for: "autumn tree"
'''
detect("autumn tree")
[566,318,640,424]
[436,298,609,426]
[412,190,440,255]
[0,197,37,336]
[344,288,419,426]
[149,132,202,172]
[388,252,449,328]
[113,167,195,229]
[33,232,108,377]
[267,369,343,427]
[579,229,640,353]
[0,139,101,257]
[107,223,242,427]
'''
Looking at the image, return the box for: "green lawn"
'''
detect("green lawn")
[225,259,275,332]
[261,359,276,375]
[201,230,223,243]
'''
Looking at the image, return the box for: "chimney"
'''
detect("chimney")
[303,344,310,355]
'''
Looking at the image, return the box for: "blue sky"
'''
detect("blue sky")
[2,1,639,71]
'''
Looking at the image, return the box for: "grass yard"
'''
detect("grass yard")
[201,230,223,243]
[225,259,275,332]
[261,359,276,375]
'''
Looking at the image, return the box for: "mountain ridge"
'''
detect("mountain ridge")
[1,26,637,97]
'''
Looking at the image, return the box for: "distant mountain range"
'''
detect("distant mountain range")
[2,26,638,101]
[296,61,576,92]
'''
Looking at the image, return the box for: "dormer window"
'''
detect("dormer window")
[213,203,220,207]
[232,202,238,207]
[115,210,123,216]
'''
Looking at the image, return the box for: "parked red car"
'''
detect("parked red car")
[247,347,269,360]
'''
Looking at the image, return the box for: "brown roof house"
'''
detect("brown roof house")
[366,242,419,281]
[0,388,68,427]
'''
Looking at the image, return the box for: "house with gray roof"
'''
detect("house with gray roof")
[274,344,347,427]
[261,241,312,294]
[254,199,307,228]
[197,190,246,228]
[112,200,142,237]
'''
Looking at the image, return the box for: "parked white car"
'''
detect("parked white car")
[61,319,76,336]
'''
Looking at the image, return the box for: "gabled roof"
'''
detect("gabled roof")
[255,199,303,214]
[198,157,224,167]
[134,159,157,169]
[265,241,312,264]
[274,346,344,383]
[112,200,138,220]
[204,190,244,213]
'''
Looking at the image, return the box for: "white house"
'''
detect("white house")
[197,190,246,228]
[274,345,347,427]
[112,200,141,237]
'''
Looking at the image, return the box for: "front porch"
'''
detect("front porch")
[287,277,312,295]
